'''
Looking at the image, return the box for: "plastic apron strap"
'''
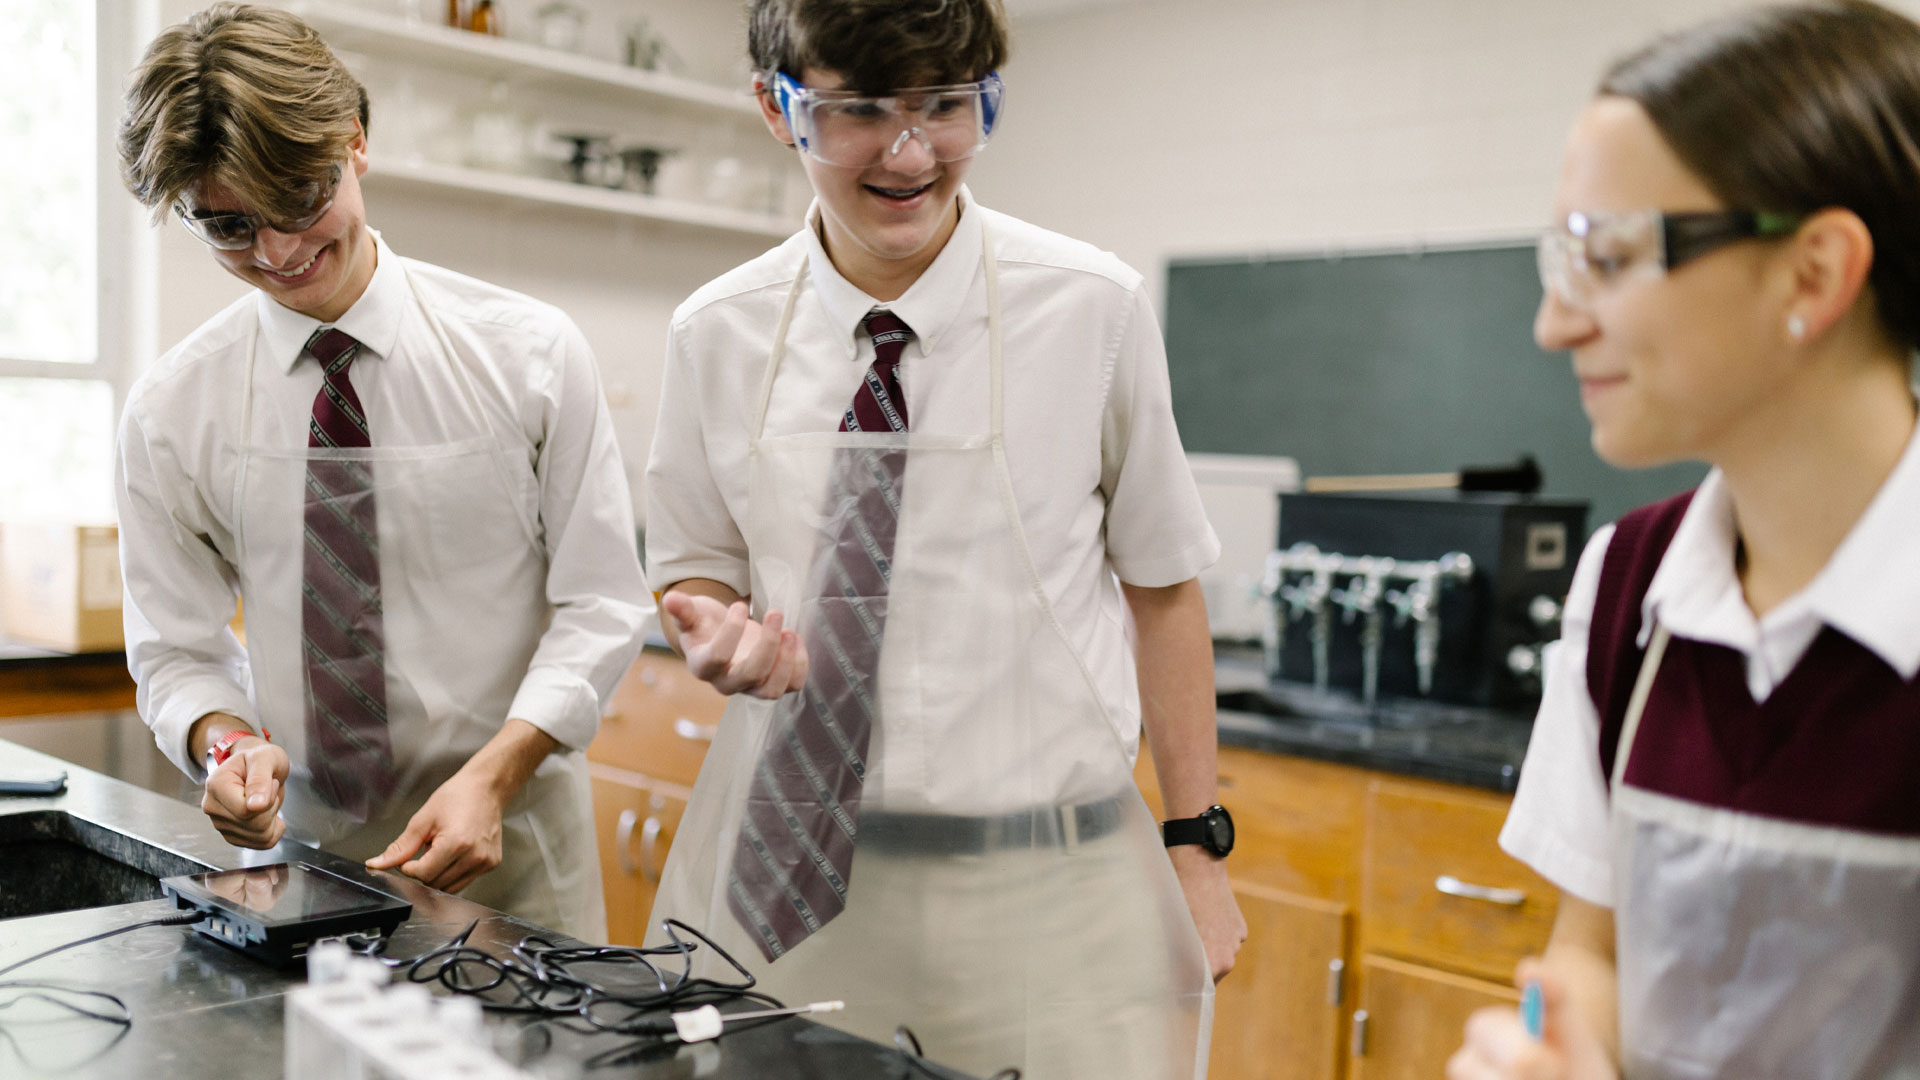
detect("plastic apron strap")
[1610,620,1671,792]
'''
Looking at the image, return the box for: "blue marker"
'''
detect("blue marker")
[1521,980,1545,1039]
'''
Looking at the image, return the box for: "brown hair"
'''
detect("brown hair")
[1601,0,1920,352]
[118,2,368,223]
[748,0,1009,94]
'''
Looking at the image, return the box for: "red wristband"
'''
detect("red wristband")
[208,726,271,768]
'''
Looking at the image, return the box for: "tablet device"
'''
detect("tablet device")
[160,862,411,968]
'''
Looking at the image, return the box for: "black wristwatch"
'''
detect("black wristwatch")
[1161,804,1234,857]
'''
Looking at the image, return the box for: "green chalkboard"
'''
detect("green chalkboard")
[1163,243,1705,529]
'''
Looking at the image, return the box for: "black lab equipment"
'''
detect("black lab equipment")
[1272,488,1588,709]
[161,862,410,968]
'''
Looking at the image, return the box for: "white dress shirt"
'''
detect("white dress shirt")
[1501,417,1920,906]
[119,233,654,780]
[645,192,1220,774]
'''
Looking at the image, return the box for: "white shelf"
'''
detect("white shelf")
[364,159,796,239]
[296,4,758,118]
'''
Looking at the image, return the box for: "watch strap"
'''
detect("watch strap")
[1161,816,1209,848]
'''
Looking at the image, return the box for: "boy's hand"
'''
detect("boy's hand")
[366,769,506,895]
[201,736,289,849]
[1447,961,1617,1080]
[1169,845,1248,982]
[663,591,810,699]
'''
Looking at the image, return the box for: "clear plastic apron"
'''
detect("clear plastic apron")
[646,225,1213,1079]
[1611,624,1920,1080]
[229,262,605,940]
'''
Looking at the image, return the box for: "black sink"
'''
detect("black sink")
[1218,684,1502,731]
[1216,688,1309,719]
[0,810,208,919]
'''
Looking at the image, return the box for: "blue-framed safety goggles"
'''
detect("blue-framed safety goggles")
[770,71,1004,168]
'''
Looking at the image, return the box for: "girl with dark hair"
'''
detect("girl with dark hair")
[1451,3,1920,1078]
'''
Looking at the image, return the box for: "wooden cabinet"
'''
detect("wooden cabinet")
[1141,746,1367,1080]
[1348,956,1517,1080]
[1141,745,1553,1080]
[590,770,688,947]
[587,649,724,945]
[1213,883,1351,1080]
[592,650,1553,1077]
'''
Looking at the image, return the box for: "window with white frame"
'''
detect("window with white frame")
[0,0,113,524]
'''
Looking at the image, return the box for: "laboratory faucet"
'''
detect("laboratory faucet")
[1386,552,1473,697]
[1260,549,1286,678]
[1331,558,1394,707]
[1271,543,1336,691]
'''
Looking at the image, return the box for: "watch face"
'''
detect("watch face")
[1204,806,1235,856]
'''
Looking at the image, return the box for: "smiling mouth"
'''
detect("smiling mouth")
[865,182,933,201]
[267,248,322,281]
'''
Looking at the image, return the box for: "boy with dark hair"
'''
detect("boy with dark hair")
[644,1,1245,1074]
[115,3,652,940]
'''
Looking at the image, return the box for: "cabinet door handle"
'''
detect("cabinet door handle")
[1350,1009,1369,1058]
[639,814,664,882]
[615,809,639,875]
[1435,874,1527,906]
[674,717,718,742]
[1326,958,1345,1006]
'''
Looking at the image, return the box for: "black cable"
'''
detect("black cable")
[894,1026,1020,1080]
[342,917,787,1065]
[0,983,133,1025]
[0,911,202,1051]
[0,912,201,981]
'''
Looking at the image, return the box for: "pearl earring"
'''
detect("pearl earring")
[1787,314,1807,341]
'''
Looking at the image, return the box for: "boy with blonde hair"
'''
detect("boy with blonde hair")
[116,3,651,940]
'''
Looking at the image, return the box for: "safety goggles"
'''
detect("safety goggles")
[771,71,1004,168]
[172,163,343,250]
[1536,208,1803,309]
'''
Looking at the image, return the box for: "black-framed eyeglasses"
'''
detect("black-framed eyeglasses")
[172,163,343,250]
[1537,208,1804,308]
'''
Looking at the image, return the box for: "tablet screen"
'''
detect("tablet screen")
[172,863,399,927]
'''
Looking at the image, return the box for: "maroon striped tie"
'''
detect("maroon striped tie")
[301,327,396,819]
[727,310,911,960]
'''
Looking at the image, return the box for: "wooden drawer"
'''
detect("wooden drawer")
[1137,744,1367,904]
[1361,780,1557,982]
[1218,747,1368,905]
[588,649,724,788]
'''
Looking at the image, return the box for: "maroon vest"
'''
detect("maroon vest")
[1588,493,1920,836]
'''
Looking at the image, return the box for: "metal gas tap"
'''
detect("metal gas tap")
[1385,552,1474,697]
[1260,548,1287,678]
[1271,543,1336,691]
[1331,558,1394,707]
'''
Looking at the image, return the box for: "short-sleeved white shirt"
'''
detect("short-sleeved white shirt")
[644,191,1220,770]
[1501,417,1920,906]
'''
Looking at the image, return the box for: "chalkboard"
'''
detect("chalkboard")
[1163,243,1704,529]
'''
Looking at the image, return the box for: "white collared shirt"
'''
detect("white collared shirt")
[118,232,654,778]
[644,192,1220,795]
[1501,417,1920,905]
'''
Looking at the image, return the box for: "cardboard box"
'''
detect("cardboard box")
[1,522,124,653]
